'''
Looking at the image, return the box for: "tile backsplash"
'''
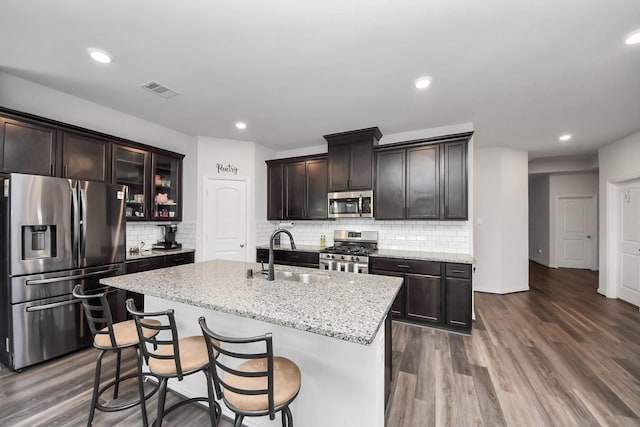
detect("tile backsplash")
[256,219,471,254]
[126,221,196,251]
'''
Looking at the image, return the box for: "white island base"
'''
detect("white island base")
[145,295,387,427]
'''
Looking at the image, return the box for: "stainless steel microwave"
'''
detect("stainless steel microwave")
[328,191,373,218]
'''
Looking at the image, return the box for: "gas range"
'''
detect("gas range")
[320,230,378,274]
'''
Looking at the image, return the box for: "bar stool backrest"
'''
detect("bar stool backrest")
[199,317,276,419]
[72,284,117,349]
[126,299,186,380]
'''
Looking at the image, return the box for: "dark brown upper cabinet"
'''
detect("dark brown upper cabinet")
[61,130,111,182]
[267,162,284,220]
[267,155,328,221]
[325,127,382,192]
[0,115,57,176]
[442,141,468,220]
[284,161,306,219]
[374,133,470,220]
[305,158,328,219]
[151,153,183,222]
[112,144,150,221]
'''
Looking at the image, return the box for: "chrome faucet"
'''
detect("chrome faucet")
[268,229,296,281]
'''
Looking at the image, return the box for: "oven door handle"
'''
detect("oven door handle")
[26,268,120,285]
[26,298,82,312]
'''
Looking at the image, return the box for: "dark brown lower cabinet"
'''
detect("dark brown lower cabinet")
[405,274,442,324]
[256,248,319,268]
[370,256,472,332]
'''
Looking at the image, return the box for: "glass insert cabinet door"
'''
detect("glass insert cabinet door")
[152,153,181,221]
[113,145,149,221]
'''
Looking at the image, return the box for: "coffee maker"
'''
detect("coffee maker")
[152,224,182,250]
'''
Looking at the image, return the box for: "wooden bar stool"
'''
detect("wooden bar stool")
[126,299,221,427]
[72,285,159,427]
[199,317,301,427]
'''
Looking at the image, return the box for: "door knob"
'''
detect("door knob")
[586,235,591,239]
[240,244,245,248]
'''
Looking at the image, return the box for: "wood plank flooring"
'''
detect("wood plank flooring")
[1,262,639,426]
[387,262,640,427]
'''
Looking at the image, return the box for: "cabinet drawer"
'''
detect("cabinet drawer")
[125,257,165,273]
[370,257,440,276]
[164,252,195,267]
[445,263,471,279]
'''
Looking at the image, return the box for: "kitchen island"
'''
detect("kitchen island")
[101,259,402,427]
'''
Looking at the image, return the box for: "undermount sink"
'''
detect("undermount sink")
[260,270,330,284]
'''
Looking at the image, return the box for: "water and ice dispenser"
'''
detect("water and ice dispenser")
[22,225,56,260]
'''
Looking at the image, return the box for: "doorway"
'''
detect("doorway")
[618,182,640,306]
[203,177,249,262]
[556,195,597,269]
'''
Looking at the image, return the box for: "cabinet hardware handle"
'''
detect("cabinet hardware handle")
[450,269,466,274]
[397,264,410,269]
[50,164,54,176]
[63,165,68,177]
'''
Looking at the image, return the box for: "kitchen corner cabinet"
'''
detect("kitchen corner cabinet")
[374,133,470,220]
[60,130,111,182]
[370,257,472,332]
[267,155,327,221]
[325,127,382,192]
[0,115,57,176]
[152,153,183,221]
[113,144,150,221]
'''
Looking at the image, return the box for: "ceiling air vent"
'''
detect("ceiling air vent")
[140,81,179,99]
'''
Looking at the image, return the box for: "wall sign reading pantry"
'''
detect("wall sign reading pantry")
[216,163,238,175]
[0,107,185,222]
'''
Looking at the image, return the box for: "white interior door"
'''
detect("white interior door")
[204,178,248,262]
[619,185,640,306]
[557,196,596,269]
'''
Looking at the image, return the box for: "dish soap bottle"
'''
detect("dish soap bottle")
[320,234,326,249]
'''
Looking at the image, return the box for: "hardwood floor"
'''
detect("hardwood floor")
[387,262,640,427]
[1,262,639,426]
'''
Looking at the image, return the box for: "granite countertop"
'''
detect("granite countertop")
[126,247,195,261]
[372,249,475,264]
[257,244,474,264]
[101,260,402,345]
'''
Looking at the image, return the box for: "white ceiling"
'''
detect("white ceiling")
[1,1,639,159]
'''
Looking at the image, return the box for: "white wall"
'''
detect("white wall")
[548,173,599,268]
[598,130,640,297]
[474,147,529,294]
[528,154,598,174]
[529,175,550,266]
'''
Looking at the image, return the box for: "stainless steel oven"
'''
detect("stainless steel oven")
[328,191,373,218]
[319,230,378,274]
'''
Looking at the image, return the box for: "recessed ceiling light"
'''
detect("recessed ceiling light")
[87,48,112,64]
[414,76,432,89]
[625,29,640,45]
[559,134,572,142]
[235,122,247,130]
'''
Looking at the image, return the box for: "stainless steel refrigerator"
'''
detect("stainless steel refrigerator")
[0,173,127,370]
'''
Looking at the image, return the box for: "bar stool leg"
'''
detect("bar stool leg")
[155,377,169,427]
[88,349,106,426]
[234,414,245,427]
[113,349,122,399]
[136,346,149,427]
[203,368,219,426]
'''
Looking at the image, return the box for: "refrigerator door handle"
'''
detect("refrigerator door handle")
[25,268,121,285]
[26,298,82,312]
[80,187,88,265]
[71,185,80,267]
